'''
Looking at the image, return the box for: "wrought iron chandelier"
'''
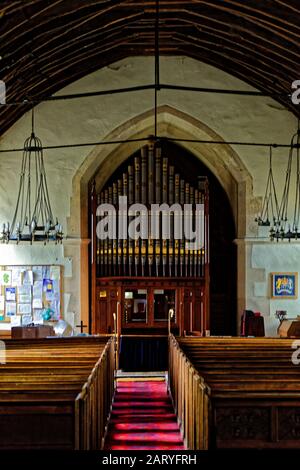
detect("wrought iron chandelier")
[256,124,300,241]
[1,109,63,244]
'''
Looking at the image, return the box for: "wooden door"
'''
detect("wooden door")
[179,287,205,335]
[94,286,121,334]
[107,288,119,334]
[181,288,193,333]
[193,287,204,332]
[94,287,108,334]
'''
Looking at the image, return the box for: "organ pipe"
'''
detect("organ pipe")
[96,143,208,278]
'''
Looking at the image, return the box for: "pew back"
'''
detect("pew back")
[169,336,300,449]
[0,336,115,450]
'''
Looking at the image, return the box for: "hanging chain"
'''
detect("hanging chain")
[257,120,300,241]
[1,107,62,243]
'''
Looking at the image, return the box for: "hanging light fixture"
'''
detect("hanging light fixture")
[1,108,63,244]
[256,123,300,241]
[255,146,280,230]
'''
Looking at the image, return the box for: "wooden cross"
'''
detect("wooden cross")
[76,320,87,334]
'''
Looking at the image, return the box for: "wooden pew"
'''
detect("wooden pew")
[169,336,300,449]
[0,336,115,449]
[0,330,11,340]
[168,335,211,450]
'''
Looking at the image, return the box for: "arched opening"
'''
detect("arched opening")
[70,105,250,336]
[89,139,236,341]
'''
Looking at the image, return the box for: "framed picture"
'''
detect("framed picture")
[271,272,298,299]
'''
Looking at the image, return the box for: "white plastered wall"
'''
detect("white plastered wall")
[0,56,297,335]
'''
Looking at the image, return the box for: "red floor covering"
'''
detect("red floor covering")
[104,380,186,450]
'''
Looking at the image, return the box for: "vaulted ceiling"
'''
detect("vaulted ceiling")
[1,0,300,136]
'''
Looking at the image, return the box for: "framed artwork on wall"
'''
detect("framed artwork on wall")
[271,272,298,299]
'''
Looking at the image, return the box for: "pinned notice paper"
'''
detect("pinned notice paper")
[18,285,32,304]
[32,266,43,282]
[5,287,16,302]
[23,270,33,286]
[33,281,43,298]
[6,302,16,316]
[22,314,33,325]
[18,294,31,304]
[50,266,60,281]
[43,279,53,293]
[12,269,23,286]
[18,285,32,296]
[42,266,50,279]
[33,310,43,325]
[11,316,21,326]
[0,296,4,312]
[18,304,32,315]
[33,298,43,309]
[0,271,11,286]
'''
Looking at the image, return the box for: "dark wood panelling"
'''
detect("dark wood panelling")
[0,1,299,136]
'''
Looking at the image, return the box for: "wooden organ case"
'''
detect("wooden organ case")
[91,141,210,342]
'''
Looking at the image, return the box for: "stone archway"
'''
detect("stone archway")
[68,105,253,332]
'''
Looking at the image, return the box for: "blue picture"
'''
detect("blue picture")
[271,272,298,299]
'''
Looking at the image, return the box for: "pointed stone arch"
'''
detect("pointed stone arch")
[69,105,253,331]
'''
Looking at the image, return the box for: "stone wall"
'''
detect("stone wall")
[0,56,298,335]
[246,240,300,336]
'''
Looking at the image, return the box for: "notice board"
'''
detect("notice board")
[0,265,62,326]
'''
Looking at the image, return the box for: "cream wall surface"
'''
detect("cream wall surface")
[0,56,297,334]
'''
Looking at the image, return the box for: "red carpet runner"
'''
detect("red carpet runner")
[104,380,185,450]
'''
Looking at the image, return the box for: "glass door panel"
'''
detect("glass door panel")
[124,289,147,324]
[153,289,176,322]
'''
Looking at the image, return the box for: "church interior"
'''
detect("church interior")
[0,0,300,452]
